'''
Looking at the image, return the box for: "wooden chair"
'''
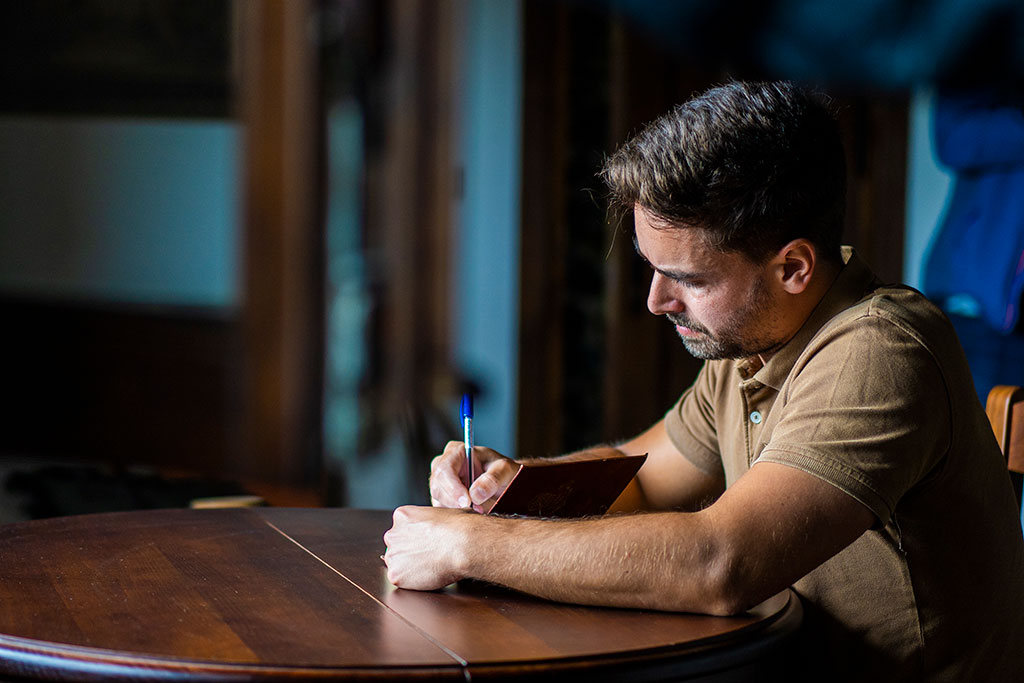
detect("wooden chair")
[985,385,1024,508]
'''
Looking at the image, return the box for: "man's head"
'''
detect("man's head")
[633,204,801,361]
[601,80,846,266]
[603,81,848,361]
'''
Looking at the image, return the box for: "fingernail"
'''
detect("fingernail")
[458,495,470,508]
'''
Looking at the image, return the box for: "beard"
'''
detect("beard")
[666,276,782,360]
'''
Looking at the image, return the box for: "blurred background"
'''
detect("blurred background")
[1,0,1022,521]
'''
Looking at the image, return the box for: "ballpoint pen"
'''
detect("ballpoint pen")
[461,393,474,491]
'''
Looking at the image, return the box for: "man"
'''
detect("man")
[383,81,1024,681]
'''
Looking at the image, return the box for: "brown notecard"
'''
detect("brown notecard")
[486,454,647,518]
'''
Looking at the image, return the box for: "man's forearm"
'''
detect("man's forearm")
[454,510,739,615]
[392,461,873,619]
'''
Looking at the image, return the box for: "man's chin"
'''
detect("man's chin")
[680,336,783,362]
[678,337,721,360]
[677,334,750,361]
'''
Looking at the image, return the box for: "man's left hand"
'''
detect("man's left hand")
[383,505,472,591]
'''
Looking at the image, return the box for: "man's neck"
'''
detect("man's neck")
[756,259,844,366]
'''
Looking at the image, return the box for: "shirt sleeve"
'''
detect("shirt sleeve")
[755,312,952,525]
[664,362,727,477]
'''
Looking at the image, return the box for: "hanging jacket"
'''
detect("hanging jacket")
[923,88,1024,333]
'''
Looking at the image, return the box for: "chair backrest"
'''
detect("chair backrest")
[985,385,1024,508]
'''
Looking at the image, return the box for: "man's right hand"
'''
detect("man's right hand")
[429,440,519,511]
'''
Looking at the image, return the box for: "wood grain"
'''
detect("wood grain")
[0,509,460,681]
[0,508,800,681]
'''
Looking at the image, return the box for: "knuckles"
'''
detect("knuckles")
[392,504,416,524]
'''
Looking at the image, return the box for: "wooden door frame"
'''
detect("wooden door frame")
[237,0,324,487]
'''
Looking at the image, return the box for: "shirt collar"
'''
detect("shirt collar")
[745,247,880,390]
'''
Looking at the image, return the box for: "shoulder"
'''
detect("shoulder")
[781,283,964,423]
[831,284,949,338]
[804,284,959,373]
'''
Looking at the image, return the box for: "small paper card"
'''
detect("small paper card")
[486,454,647,518]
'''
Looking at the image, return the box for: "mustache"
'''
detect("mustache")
[666,314,710,335]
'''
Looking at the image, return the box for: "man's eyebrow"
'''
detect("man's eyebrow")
[631,233,702,282]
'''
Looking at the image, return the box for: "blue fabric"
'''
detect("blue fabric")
[923,90,1024,333]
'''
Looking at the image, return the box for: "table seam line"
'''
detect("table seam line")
[261,518,471,676]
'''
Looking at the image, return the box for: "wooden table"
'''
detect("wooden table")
[0,508,801,681]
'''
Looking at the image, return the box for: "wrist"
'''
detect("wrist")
[451,512,501,580]
[450,511,479,578]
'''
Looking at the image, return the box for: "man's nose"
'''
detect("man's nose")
[647,272,684,316]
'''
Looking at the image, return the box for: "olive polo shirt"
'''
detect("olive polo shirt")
[665,247,1024,681]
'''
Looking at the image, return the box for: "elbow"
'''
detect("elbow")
[703,588,756,617]
[700,572,749,617]
[650,514,776,617]
[695,542,766,617]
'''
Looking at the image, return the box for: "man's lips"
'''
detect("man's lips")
[669,316,705,336]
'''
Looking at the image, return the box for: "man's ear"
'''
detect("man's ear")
[774,239,816,294]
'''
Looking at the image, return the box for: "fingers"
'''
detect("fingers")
[429,441,473,508]
[429,441,517,509]
[469,457,518,505]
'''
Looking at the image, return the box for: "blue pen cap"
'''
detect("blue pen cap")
[460,393,473,420]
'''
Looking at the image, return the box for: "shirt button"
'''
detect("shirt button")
[749,411,763,424]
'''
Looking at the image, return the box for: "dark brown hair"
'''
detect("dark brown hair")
[601,81,846,264]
